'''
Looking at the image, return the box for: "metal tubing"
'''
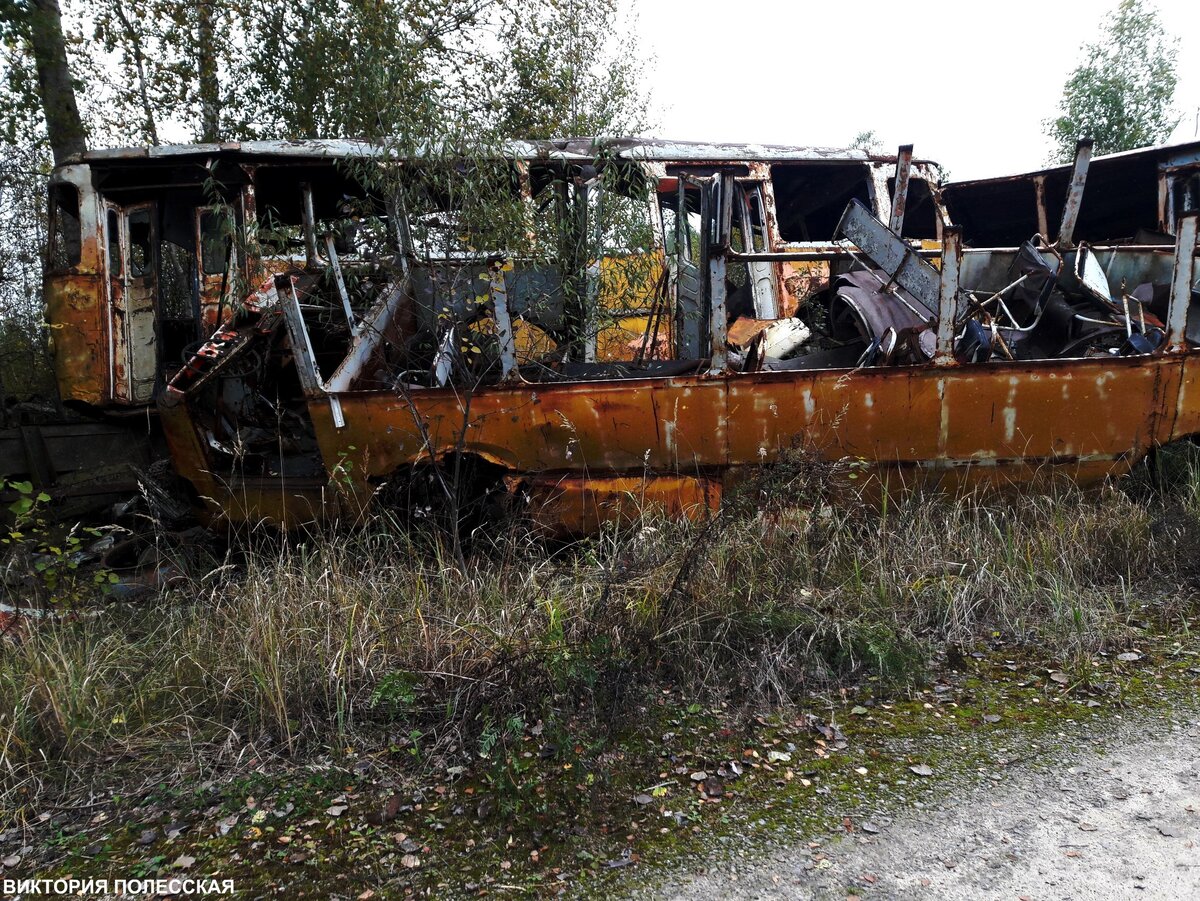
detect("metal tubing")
[323,234,359,336]
[279,276,324,394]
[490,261,518,379]
[889,144,914,235]
[708,173,733,371]
[1165,212,1198,353]
[1057,138,1094,248]
[300,183,320,268]
[935,226,962,363]
[727,248,941,262]
[1033,175,1049,238]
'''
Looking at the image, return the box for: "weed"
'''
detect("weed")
[2,478,120,607]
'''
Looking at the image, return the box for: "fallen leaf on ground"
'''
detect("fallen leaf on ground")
[366,794,403,826]
[172,854,196,869]
[803,714,846,743]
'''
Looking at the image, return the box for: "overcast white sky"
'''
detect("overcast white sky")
[632,0,1200,180]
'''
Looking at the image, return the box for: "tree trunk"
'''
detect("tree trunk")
[25,0,86,165]
[197,1,219,141]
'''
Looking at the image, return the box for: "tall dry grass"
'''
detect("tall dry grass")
[2,453,1198,816]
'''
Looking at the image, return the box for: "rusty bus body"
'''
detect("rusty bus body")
[41,138,1200,533]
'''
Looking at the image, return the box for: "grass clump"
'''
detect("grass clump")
[2,451,1199,819]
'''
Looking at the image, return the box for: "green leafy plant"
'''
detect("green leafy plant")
[3,477,118,605]
[368,670,419,716]
[4,477,50,522]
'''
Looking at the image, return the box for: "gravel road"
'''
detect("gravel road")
[653,714,1200,900]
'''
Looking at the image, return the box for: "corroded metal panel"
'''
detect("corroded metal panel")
[161,338,1200,533]
[158,400,336,529]
[46,273,108,405]
[724,366,943,468]
[936,359,1160,466]
[310,377,729,478]
[517,473,720,535]
[44,165,108,406]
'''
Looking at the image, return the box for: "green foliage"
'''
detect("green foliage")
[476,712,561,819]
[368,670,419,716]
[477,713,524,761]
[849,130,882,153]
[4,476,50,520]
[0,139,55,405]
[483,0,651,139]
[0,298,56,401]
[2,0,653,147]
[232,0,470,141]
[0,3,53,149]
[2,477,117,604]
[1046,0,1179,161]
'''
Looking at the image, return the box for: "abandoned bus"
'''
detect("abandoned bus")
[41,138,1200,533]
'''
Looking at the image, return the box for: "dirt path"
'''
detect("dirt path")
[653,714,1200,900]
